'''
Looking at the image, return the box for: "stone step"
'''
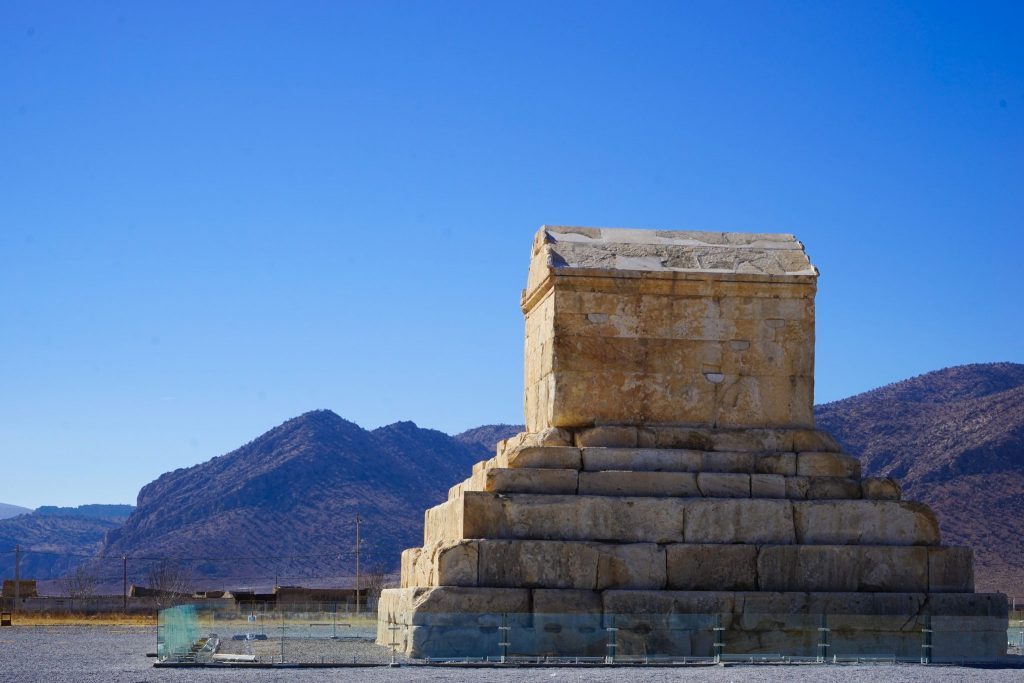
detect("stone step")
[495,427,843,457]
[377,586,1007,659]
[451,467,898,501]
[401,540,973,594]
[483,445,862,479]
[424,493,940,547]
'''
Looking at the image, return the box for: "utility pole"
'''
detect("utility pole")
[13,545,20,614]
[354,514,361,615]
[122,556,128,612]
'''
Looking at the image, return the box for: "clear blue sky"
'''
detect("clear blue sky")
[2,1,1021,508]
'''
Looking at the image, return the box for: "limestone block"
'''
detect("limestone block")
[643,426,715,451]
[750,473,786,498]
[796,452,861,479]
[429,541,479,587]
[447,481,464,500]
[701,451,755,473]
[861,477,901,500]
[578,470,699,497]
[708,428,790,453]
[806,477,862,499]
[477,540,598,589]
[497,429,573,460]
[501,446,582,470]
[784,476,810,499]
[424,498,464,546]
[929,546,975,593]
[683,499,795,544]
[696,472,750,498]
[532,588,603,615]
[757,545,928,592]
[443,492,686,544]
[574,425,639,448]
[401,548,421,589]
[666,544,757,590]
[790,429,841,453]
[479,468,578,494]
[581,447,703,472]
[531,589,605,657]
[596,543,666,589]
[754,452,797,476]
[792,500,940,545]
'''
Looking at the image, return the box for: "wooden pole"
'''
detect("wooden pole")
[13,545,20,614]
[355,514,361,615]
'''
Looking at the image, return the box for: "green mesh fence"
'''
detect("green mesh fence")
[157,604,200,662]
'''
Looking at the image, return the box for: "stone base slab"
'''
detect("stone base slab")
[400,540,974,594]
[376,587,1007,659]
[424,492,940,547]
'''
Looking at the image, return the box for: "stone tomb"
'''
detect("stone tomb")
[377,226,1007,659]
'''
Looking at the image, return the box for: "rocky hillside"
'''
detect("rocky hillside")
[453,424,522,455]
[816,362,1024,595]
[0,505,132,581]
[99,410,484,590]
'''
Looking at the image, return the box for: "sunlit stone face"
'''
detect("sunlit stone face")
[522,226,818,431]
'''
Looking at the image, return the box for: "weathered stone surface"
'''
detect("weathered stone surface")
[750,473,786,498]
[861,477,901,500]
[754,452,797,475]
[497,429,573,459]
[666,544,757,590]
[929,546,975,593]
[796,451,861,478]
[784,475,810,499]
[757,545,928,592]
[429,492,686,544]
[577,470,698,497]
[683,499,795,543]
[581,447,702,472]
[523,228,817,430]
[429,541,479,587]
[574,425,638,448]
[400,548,422,589]
[806,477,862,499]
[701,451,756,473]
[476,468,578,494]
[478,540,598,589]
[696,472,750,497]
[792,500,941,545]
[500,446,582,470]
[595,543,666,590]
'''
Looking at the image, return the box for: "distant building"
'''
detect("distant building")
[2,580,38,598]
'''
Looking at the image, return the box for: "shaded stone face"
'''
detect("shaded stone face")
[522,226,818,431]
[378,226,1001,660]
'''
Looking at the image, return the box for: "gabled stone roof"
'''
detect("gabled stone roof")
[537,225,817,277]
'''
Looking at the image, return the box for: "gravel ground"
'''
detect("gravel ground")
[1,626,1022,683]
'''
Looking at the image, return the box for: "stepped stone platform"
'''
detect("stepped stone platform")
[377,227,1007,659]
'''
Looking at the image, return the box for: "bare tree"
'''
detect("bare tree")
[360,565,396,607]
[146,560,193,608]
[61,563,100,599]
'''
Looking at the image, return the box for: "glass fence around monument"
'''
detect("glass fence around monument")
[156,605,1012,665]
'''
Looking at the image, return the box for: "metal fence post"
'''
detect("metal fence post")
[816,613,830,663]
[605,613,617,664]
[498,612,510,663]
[713,613,725,662]
[921,614,933,664]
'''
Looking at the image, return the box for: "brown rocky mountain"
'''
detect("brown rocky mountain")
[98,410,485,590]
[0,506,132,582]
[816,362,1024,596]
[453,423,522,453]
